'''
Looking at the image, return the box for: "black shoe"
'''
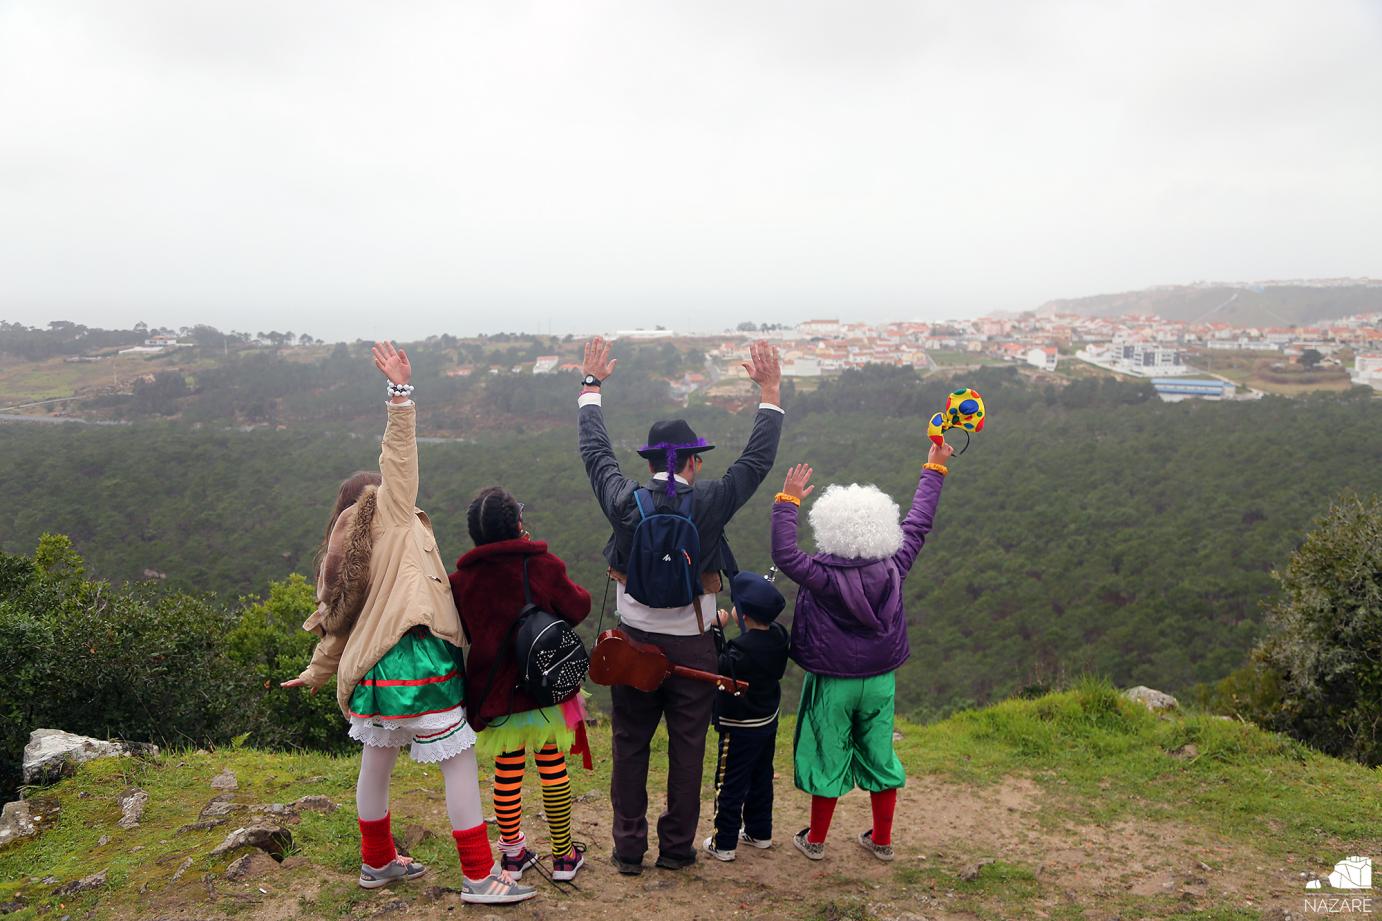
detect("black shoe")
[655,852,697,870]
[610,853,644,876]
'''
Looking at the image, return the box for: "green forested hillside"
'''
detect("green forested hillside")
[2,366,1379,717]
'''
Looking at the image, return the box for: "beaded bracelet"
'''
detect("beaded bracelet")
[922,462,948,477]
[773,492,802,506]
[387,382,415,397]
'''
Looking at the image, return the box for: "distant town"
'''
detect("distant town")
[516,310,1382,403]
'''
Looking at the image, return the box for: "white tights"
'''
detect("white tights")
[356,745,484,830]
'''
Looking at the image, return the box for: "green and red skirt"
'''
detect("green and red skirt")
[347,626,476,763]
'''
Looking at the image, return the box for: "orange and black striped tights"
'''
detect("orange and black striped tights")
[492,744,574,857]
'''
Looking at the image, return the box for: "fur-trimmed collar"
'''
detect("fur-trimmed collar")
[321,486,377,636]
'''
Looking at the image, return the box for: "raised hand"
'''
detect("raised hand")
[927,439,955,467]
[372,341,411,386]
[742,340,782,394]
[781,463,815,500]
[583,337,618,381]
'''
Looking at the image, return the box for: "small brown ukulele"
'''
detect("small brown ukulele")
[588,629,748,695]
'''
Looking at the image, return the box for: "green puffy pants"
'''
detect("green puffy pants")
[793,671,906,798]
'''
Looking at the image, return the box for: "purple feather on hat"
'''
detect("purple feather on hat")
[639,438,710,496]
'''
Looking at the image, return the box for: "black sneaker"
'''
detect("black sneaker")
[655,852,697,870]
[610,853,644,876]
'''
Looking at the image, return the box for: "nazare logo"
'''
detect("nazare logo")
[1306,856,1373,890]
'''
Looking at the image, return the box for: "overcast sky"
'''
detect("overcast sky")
[1,1,1379,341]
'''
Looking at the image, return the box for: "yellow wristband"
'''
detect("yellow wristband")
[774,492,802,506]
[923,463,949,477]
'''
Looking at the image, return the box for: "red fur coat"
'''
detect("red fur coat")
[449,538,591,732]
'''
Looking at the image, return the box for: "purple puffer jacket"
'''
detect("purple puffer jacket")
[772,468,945,678]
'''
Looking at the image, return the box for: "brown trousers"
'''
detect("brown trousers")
[609,624,718,862]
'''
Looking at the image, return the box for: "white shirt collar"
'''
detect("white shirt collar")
[651,472,691,486]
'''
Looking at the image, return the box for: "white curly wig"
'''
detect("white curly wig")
[807,483,903,560]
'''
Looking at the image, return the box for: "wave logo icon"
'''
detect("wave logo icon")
[1306,856,1372,890]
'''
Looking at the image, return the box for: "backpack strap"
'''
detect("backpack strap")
[521,555,534,607]
[633,488,651,521]
[475,557,536,723]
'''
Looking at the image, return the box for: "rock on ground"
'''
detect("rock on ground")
[209,824,292,861]
[117,789,148,829]
[22,730,158,786]
[209,769,238,791]
[0,801,38,850]
[52,871,107,896]
[292,795,336,813]
[1122,686,1179,712]
[0,798,60,850]
[170,857,194,882]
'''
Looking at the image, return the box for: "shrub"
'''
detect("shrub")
[0,535,241,799]
[1255,493,1382,765]
[223,574,348,752]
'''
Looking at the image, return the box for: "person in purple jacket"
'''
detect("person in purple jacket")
[770,438,955,863]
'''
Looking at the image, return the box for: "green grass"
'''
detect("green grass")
[2,681,1378,919]
[897,678,1382,859]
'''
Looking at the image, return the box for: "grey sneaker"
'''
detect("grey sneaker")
[739,830,772,849]
[461,873,537,905]
[358,857,427,889]
[857,829,894,862]
[792,827,825,861]
[703,835,736,862]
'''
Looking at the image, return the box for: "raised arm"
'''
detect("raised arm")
[893,440,953,574]
[371,341,419,525]
[713,340,785,514]
[578,337,638,522]
[769,463,829,593]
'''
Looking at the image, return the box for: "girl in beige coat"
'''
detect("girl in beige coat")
[283,342,534,905]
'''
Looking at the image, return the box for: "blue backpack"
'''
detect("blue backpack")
[625,488,702,609]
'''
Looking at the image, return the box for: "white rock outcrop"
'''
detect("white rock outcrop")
[1123,686,1179,712]
[22,729,158,786]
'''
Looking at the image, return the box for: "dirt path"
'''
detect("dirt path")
[152,772,1320,921]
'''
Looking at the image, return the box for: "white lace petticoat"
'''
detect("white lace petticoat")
[348,703,477,763]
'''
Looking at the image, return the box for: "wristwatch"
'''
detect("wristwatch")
[580,374,602,389]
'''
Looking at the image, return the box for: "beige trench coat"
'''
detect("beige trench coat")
[297,402,465,717]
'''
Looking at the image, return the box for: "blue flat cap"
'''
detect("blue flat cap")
[730,570,786,623]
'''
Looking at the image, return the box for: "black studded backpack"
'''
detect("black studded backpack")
[479,557,589,711]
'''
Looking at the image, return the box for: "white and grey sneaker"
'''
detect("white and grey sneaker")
[703,835,736,862]
[358,857,428,889]
[857,829,894,862]
[461,873,537,905]
[792,827,825,861]
[739,830,772,849]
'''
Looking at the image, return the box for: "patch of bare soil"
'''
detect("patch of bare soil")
[130,773,1314,921]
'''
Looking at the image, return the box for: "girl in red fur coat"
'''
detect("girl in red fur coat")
[449,487,593,882]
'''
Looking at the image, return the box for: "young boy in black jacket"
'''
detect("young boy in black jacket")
[704,570,790,862]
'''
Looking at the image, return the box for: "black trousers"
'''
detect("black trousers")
[711,720,777,851]
[609,625,717,862]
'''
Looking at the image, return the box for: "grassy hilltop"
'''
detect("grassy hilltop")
[2,682,1379,921]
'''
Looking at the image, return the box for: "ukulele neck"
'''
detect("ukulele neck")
[670,664,746,694]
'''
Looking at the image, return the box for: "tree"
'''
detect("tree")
[736,321,759,332]
[1299,348,1323,369]
[1257,493,1382,764]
